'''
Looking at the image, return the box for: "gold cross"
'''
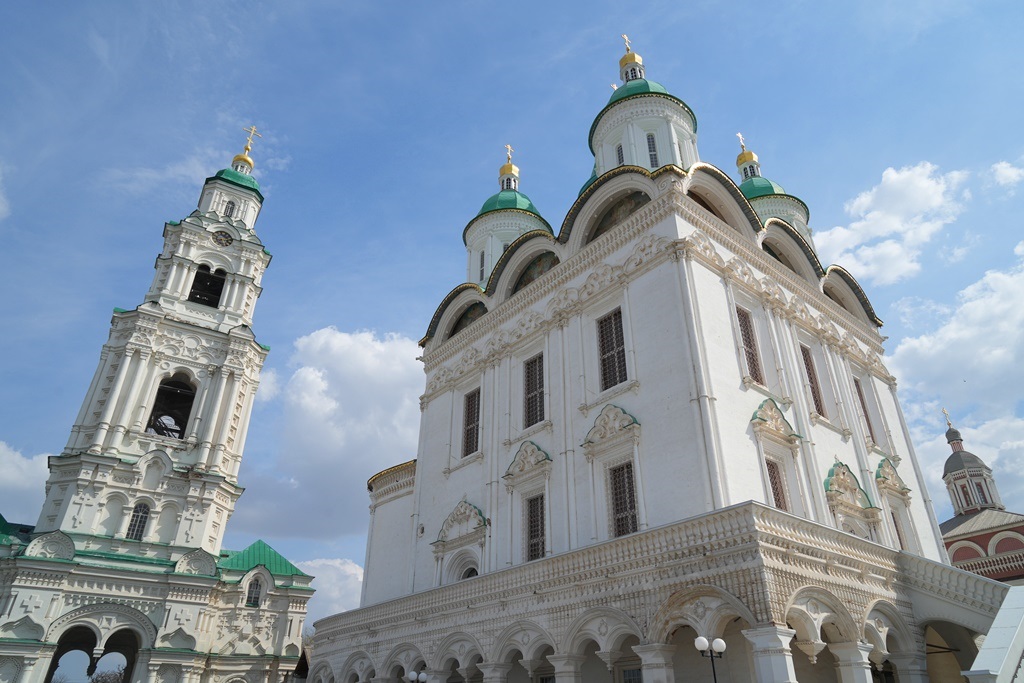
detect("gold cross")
[942,407,952,428]
[505,144,514,163]
[621,34,631,52]
[242,125,263,154]
[736,132,746,150]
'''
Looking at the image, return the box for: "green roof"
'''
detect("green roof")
[608,78,670,105]
[477,189,543,218]
[218,540,308,577]
[578,170,599,197]
[740,176,786,200]
[208,168,264,201]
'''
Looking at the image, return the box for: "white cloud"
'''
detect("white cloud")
[296,558,364,625]
[100,149,225,195]
[816,162,968,285]
[0,164,10,221]
[255,368,280,403]
[891,296,952,330]
[231,328,422,539]
[0,441,50,523]
[991,161,1024,191]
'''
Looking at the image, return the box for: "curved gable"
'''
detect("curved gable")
[759,218,825,283]
[559,165,671,250]
[684,163,762,240]
[487,231,562,302]
[822,265,882,327]
[420,284,487,347]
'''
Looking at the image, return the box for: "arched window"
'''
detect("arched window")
[224,200,236,218]
[646,133,659,167]
[743,167,749,179]
[187,264,227,307]
[146,373,196,440]
[629,67,638,80]
[246,578,262,607]
[125,503,150,541]
[503,178,513,190]
[616,144,624,166]
[461,567,478,580]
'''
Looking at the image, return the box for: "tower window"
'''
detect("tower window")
[800,345,827,417]
[523,354,544,428]
[766,460,788,511]
[616,144,624,166]
[187,264,227,308]
[526,493,545,561]
[853,377,878,443]
[976,482,989,505]
[224,200,236,218]
[735,307,764,385]
[146,373,196,440]
[629,67,638,80]
[743,167,749,179]
[479,251,486,282]
[246,578,262,607]
[891,510,907,550]
[646,133,659,167]
[125,503,150,541]
[462,388,481,458]
[597,309,627,391]
[610,462,638,537]
[960,484,973,507]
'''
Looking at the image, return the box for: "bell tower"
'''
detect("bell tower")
[36,129,273,558]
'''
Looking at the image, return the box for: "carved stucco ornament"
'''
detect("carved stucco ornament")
[25,531,75,560]
[503,441,552,492]
[750,398,801,444]
[174,548,219,576]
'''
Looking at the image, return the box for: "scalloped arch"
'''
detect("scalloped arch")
[862,599,916,654]
[337,650,377,683]
[558,166,667,250]
[488,232,561,301]
[489,619,557,662]
[46,603,158,648]
[421,283,485,347]
[380,643,426,679]
[759,217,825,282]
[784,586,859,643]
[683,163,762,240]
[823,265,882,327]
[431,631,484,670]
[561,605,643,654]
[648,584,758,643]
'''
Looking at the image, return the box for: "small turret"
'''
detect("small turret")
[941,409,1004,516]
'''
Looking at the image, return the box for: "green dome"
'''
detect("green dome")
[477,189,543,218]
[578,170,599,197]
[740,176,786,200]
[213,168,261,192]
[608,78,670,104]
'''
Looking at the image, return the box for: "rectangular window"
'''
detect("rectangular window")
[766,459,788,512]
[610,462,638,537]
[523,354,545,428]
[976,482,989,505]
[800,345,827,417]
[462,388,481,457]
[853,377,878,442]
[646,133,659,167]
[479,251,486,281]
[735,306,765,385]
[598,309,628,391]
[891,510,907,550]
[526,494,545,561]
[622,670,642,683]
[616,144,624,166]
[960,483,973,506]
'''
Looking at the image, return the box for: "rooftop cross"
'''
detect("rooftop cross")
[242,125,263,155]
[621,34,631,53]
[942,407,953,428]
[505,144,514,163]
[736,132,746,150]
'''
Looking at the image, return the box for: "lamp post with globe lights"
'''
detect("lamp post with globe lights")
[406,671,427,683]
[694,636,726,683]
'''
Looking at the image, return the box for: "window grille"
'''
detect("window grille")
[224,200,236,218]
[743,167,749,179]
[526,494,545,561]
[598,309,628,391]
[462,389,481,457]
[461,567,478,579]
[539,677,555,683]
[622,669,642,683]
[125,503,150,541]
[523,355,544,427]
[610,462,638,537]
[800,345,827,416]
[646,133,659,167]
[246,578,262,607]
[890,511,906,550]
[616,144,624,166]
[479,251,486,281]
[766,460,788,511]
[976,482,989,505]
[188,265,227,307]
[853,377,878,442]
[735,307,765,385]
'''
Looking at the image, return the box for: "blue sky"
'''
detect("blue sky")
[2,2,1024,623]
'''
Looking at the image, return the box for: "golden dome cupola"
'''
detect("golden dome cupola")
[619,34,645,83]
[498,144,520,192]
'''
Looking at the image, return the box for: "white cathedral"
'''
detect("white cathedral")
[0,135,312,683]
[308,43,1024,683]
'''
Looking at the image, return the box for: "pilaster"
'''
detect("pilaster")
[632,643,676,683]
[827,641,875,683]
[742,625,798,683]
[546,654,585,683]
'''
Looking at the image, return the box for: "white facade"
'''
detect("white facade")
[0,149,313,683]
[312,48,1015,683]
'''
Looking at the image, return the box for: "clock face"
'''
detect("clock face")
[213,231,234,247]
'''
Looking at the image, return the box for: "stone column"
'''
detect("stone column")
[477,663,516,683]
[742,625,798,683]
[887,653,928,683]
[546,655,585,683]
[633,643,676,683]
[828,641,875,683]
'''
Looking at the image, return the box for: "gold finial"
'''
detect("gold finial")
[942,407,953,428]
[499,144,519,179]
[611,83,618,91]
[621,34,632,53]
[242,125,262,155]
[505,144,514,164]
[736,132,746,151]
[735,132,757,167]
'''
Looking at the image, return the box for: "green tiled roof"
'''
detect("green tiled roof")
[607,78,669,105]
[208,168,264,201]
[477,189,544,219]
[218,540,308,576]
[740,176,786,200]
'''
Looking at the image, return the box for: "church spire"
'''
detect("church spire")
[499,144,519,192]
[735,132,761,182]
[618,34,645,83]
[941,410,1004,515]
[232,125,261,175]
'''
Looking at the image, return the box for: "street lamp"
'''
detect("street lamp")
[406,671,427,683]
[694,636,726,683]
